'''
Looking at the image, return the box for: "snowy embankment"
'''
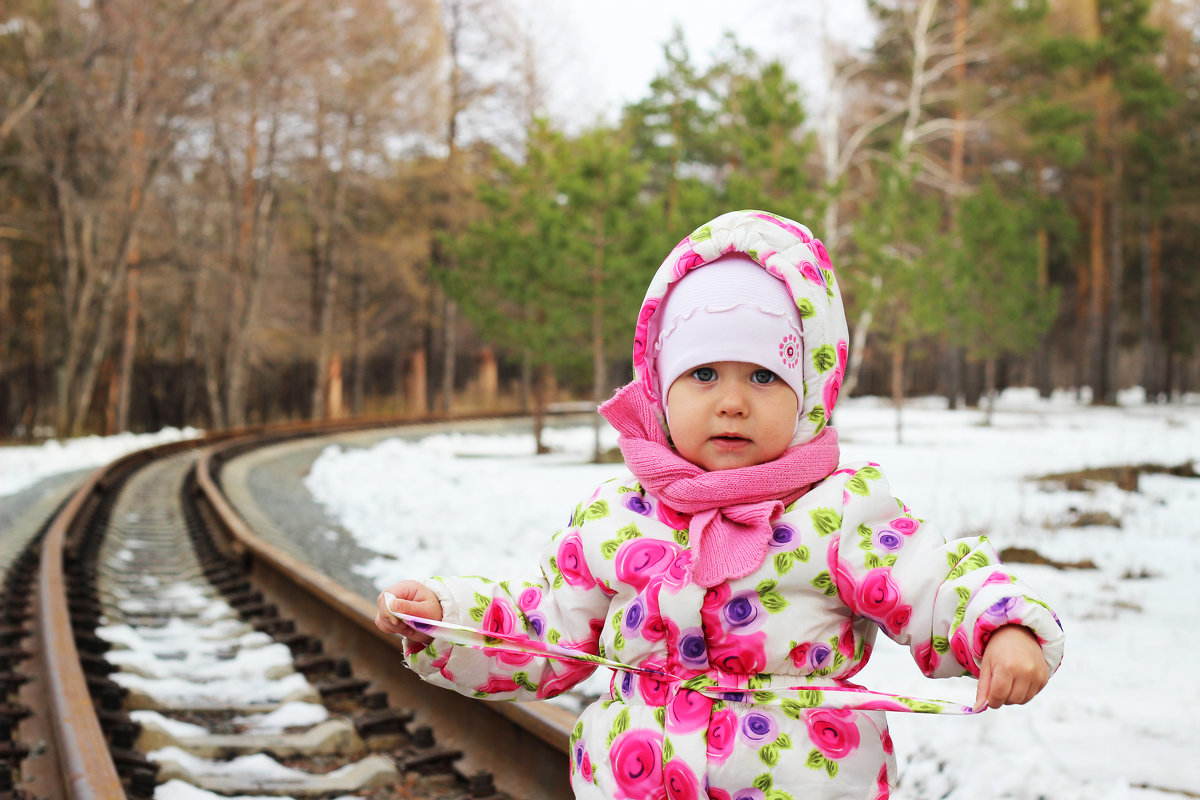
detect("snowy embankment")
[304,388,1200,800]
[0,427,201,497]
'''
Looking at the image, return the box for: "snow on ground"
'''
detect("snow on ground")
[305,389,1200,800]
[0,427,201,497]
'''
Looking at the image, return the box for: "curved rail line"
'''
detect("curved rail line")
[29,415,579,799]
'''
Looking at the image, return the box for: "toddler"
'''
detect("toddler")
[376,209,1064,799]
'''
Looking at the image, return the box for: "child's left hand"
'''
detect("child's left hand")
[975,624,1049,711]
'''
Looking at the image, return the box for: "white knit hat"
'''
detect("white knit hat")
[653,253,804,408]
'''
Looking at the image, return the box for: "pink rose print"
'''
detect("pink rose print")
[706,631,767,675]
[481,598,532,665]
[667,689,713,734]
[805,708,861,760]
[665,759,701,800]
[750,213,813,242]
[854,569,913,635]
[557,532,596,589]
[663,550,693,592]
[799,260,825,287]
[838,622,857,658]
[536,657,597,698]
[823,341,847,416]
[477,675,521,694]
[656,502,690,532]
[881,729,894,755]
[890,517,920,535]
[887,605,912,633]
[637,663,672,707]
[580,748,594,782]
[984,570,1014,586]
[616,538,680,592]
[706,708,738,765]
[778,334,800,370]
[707,788,731,800]
[633,298,662,379]
[949,628,980,677]
[518,586,542,611]
[916,639,941,675]
[812,239,833,273]
[610,729,664,800]
[874,764,890,800]
[789,641,810,670]
[672,249,707,280]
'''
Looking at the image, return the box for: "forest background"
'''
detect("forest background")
[1,0,1197,447]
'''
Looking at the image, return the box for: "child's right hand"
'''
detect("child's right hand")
[375,580,443,646]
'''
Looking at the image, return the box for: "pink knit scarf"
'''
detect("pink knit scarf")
[598,381,841,587]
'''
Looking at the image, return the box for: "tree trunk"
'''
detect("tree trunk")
[891,343,905,445]
[441,297,457,412]
[407,349,427,415]
[1139,211,1162,400]
[532,363,550,455]
[114,265,140,434]
[1086,175,1107,404]
[591,214,606,463]
[842,275,881,399]
[352,270,367,415]
[478,346,498,409]
[0,239,10,375]
[1104,149,1123,405]
[983,357,997,426]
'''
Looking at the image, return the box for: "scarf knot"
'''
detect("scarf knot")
[598,381,841,587]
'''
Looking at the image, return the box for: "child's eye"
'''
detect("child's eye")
[691,366,717,382]
[751,369,778,385]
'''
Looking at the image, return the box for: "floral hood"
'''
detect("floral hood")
[631,209,850,445]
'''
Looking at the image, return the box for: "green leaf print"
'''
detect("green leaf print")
[766,789,797,800]
[805,749,825,770]
[611,610,623,631]
[663,737,675,762]
[617,484,637,494]
[547,628,561,645]
[776,733,793,750]
[748,673,771,689]
[967,551,991,571]
[810,571,838,598]
[932,635,950,654]
[673,529,689,547]
[821,269,836,297]
[606,707,631,748]
[812,344,836,373]
[846,475,871,496]
[613,631,626,651]
[683,675,718,691]
[548,556,564,590]
[654,707,667,727]
[825,756,839,778]
[753,691,777,704]
[583,500,611,521]
[864,552,882,569]
[797,297,816,320]
[753,773,773,792]
[759,743,780,768]
[794,545,810,562]
[691,225,713,242]
[513,671,538,692]
[898,697,944,714]
[616,524,642,541]
[774,552,795,575]
[781,691,825,719]
[600,540,620,560]
[807,406,826,426]
[761,589,789,613]
[810,508,842,537]
[946,542,972,569]
[469,593,490,623]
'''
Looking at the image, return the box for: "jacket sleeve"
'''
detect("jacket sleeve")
[829,463,1065,679]
[401,483,617,701]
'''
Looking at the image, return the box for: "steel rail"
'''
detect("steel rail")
[34,411,583,799]
[195,429,578,800]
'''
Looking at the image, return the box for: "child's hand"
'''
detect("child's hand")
[975,624,1049,711]
[375,580,443,646]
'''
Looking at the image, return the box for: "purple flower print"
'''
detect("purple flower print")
[986,596,1018,619]
[769,524,795,548]
[874,529,904,551]
[524,610,546,637]
[620,670,635,698]
[624,493,652,516]
[739,711,779,744]
[677,627,708,670]
[623,597,647,638]
[721,591,766,632]
[733,790,765,800]
[809,642,833,670]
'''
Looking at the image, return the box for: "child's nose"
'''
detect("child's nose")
[716,385,750,416]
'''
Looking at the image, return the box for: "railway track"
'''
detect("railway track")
[2,418,578,800]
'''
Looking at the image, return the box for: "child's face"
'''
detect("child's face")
[665,361,799,471]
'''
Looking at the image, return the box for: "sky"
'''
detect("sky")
[520,0,878,125]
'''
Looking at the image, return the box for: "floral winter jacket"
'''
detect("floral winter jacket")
[406,465,1066,800]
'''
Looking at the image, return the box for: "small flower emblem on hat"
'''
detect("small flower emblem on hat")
[779,334,800,369]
